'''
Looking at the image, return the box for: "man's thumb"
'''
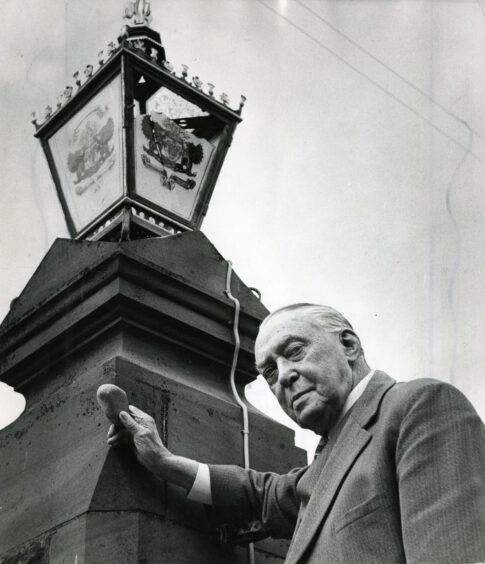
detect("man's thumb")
[119,411,137,430]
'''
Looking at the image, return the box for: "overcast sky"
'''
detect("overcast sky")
[1,0,485,455]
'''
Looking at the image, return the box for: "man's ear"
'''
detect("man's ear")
[339,329,361,361]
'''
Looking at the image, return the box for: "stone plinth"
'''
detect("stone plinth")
[0,232,306,562]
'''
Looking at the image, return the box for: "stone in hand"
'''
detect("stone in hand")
[96,384,129,429]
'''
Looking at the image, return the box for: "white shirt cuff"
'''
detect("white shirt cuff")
[186,463,212,505]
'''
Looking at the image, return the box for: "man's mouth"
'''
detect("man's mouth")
[291,389,313,408]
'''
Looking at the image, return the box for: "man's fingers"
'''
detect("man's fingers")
[107,428,132,446]
[129,404,149,418]
[105,404,157,450]
[119,410,139,431]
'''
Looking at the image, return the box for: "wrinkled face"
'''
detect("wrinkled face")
[255,310,354,436]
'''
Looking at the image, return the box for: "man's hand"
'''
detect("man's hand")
[106,404,198,491]
[107,405,169,475]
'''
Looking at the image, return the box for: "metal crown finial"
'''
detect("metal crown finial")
[124,0,152,26]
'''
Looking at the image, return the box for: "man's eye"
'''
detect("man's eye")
[286,344,304,358]
[263,367,277,385]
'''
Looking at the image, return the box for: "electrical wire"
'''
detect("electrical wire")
[225,260,255,564]
[296,0,485,147]
[444,123,473,384]
[255,0,485,167]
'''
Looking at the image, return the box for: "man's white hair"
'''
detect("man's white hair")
[261,303,354,334]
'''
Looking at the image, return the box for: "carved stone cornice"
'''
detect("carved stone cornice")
[0,231,267,388]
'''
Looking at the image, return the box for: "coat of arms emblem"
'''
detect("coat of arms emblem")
[66,105,116,195]
[140,113,207,191]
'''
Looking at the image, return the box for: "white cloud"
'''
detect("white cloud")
[246,377,320,463]
[0,382,26,431]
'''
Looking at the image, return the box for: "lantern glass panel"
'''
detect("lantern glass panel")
[48,75,124,232]
[146,87,209,120]
[133,82,225,223]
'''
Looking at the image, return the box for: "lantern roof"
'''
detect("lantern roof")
[32,1,246,134]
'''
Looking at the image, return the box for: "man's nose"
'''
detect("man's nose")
[277,360,299,387]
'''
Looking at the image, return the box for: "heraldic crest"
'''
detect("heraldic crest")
[66,105,116,195]
[140,113,206,191]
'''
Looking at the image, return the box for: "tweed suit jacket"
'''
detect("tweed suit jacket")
[209,372,485,563]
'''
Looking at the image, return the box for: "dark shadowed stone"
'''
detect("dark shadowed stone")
[0,537,50,564]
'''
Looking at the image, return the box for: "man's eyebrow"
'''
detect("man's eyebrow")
[254,335,305,373]
[255,356,268,373]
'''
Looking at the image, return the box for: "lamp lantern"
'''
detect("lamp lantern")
[33,0,244,241]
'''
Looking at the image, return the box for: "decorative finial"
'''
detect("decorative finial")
[64,86,73,100]
[220,93,230,106]
[163,60,174,72]
[150,47,158,62]
[119,25,129,41]
[57,95,63,109]
[84,64,94,78]
[181,64,189,81]
[132,39,145,52]
[238,95,247,112]
[207,83,215,97]
[107,41,117,57]
[192,76,203,90]
[73,71,81,87]
[124,0,152,26]
[45,105,52,119]
[31,112,38,129]
[98,51,105,65]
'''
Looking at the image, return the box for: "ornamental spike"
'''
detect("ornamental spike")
[238,95,247,112]
[107,41,117,56]
[84,64,94,78]
[192,76,203,90]
[132,38,145,51]
[163,60,174,72]
[124,0,152,27]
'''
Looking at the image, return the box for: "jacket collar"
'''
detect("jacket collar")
[348,370,396,429]
[285,371,396,563]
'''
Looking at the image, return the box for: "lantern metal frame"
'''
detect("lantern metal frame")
[35,35,242,240]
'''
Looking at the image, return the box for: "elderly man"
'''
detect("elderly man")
[108,304,485,563]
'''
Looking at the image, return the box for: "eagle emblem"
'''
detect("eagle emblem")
[140,114,204,191]
[66,105,116,195]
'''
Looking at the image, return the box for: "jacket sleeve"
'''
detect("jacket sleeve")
[207,464,307,541]
[396,380,485,563]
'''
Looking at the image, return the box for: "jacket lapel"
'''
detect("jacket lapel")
[285,371,396,563]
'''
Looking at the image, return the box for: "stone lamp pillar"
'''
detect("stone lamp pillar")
[0,232,306,562]
[0,4,305,561]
